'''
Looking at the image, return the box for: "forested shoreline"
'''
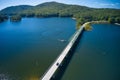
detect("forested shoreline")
[0,2,120,24]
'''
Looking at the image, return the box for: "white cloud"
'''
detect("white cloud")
[100,3,115,6]
[99,2,120,7]
[89,2,120,8]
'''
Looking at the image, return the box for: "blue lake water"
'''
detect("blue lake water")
[0,18,120,80]
[62,24,120,80]
[0,18,76,80]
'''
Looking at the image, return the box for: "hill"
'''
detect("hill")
[0,5,33,15]
[0,2,92,17]
[0,2,120,24]
[0,2,93,17]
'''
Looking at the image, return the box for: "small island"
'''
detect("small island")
[10,15,22,22]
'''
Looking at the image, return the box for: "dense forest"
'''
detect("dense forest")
[0,2,120,25]
[10,15,22,22]
[0,15,8,22]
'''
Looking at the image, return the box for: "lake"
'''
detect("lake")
[62,24,120,80]
[0,18,120,80]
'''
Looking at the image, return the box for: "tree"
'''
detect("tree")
[0,15,8,22]
[115,17,120,23]
[10,15,22,22]
[108,17,115,23]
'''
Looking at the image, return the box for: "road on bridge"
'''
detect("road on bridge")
[41,25,85,80]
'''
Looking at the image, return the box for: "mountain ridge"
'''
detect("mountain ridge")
[0,5,33,15]
[0,2,120,23]
[0,1,92,16]
[0,2,119,15]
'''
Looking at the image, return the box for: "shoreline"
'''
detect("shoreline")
[115,23,120,26]
[81,21,109,31]
[90,21,109,24]
[76,20,109,31]
[72,17,76,20]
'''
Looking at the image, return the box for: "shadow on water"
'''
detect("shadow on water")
[50,29,85,80]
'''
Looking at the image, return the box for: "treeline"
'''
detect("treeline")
[76,15,120,27]
[0,2,120,24]
[0,14,22,22]
[10,15,22,22]
[75,9,120,26]
[0,15,8,22]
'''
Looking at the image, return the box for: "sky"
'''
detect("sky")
[0,0,120,10]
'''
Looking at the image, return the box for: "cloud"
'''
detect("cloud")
[90,2,120,8]
[100,3,115,6]
[99,2,120,6]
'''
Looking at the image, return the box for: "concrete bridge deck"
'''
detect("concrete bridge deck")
[41,25,85,80]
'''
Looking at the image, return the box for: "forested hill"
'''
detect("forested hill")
[0,2,92,17]
[0,2,120,23]
[0,5,33,15]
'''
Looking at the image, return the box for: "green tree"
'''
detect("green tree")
[10,15,22,22]
[108,17,115,23]
[115,17,120,23]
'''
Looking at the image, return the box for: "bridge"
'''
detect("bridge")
[41,23,87,80]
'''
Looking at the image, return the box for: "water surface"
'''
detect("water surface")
[0,18,76,80]
[0,18,120,80]
[62,24,120,80]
